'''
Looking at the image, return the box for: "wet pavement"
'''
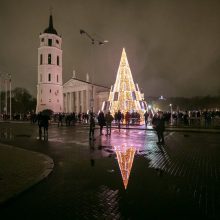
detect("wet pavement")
[0,122,220,219]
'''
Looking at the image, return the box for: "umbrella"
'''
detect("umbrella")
[41,109,53,116]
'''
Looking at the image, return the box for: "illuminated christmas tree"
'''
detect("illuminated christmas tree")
[114,145,136,190]
[103,48,147,116]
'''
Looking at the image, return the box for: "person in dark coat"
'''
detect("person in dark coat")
[97,111,106,135]
[37,112,43,139]
[37,112,50,140]
[58,113,63,127]
[116,110,122,131]
[89,112,96,141]
[105,111,114,135]
[144,111,149,126]
[42,114,50,140]
[152,111,165,145]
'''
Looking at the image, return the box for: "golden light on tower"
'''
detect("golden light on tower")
[103,48,147,117]
[114,145,136,190]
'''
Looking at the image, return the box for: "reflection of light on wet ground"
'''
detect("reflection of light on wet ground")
[1,123,219,218]
[114,145,136,189]
[100,128,171,174]
[0,128,14,140]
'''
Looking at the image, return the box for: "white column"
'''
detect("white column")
[66,93,69,113]
[69,92,73,112]
[81,91,84,113]
[64,93,67,113]
[66,92,69,113]
[86,89,89,112]
[72,92,74,112]
[93,86,96,113]
[76,91,79,113]
[73,92,76,112]
[67,93,70,113]
[79,91,82,112]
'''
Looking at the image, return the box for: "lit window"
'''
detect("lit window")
[40,54,43,65]
[48,39,52,46]
[48,54,51,64]
[48,73,51,82]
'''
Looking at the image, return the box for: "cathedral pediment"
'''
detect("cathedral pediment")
[63,78,87,88]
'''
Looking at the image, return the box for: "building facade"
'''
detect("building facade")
[36,14,63,113]
[63,72,109,113]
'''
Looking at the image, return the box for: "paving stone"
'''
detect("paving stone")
[0,123,220,219]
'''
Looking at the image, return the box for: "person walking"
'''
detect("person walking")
[58,113,63,127]
[105,111,114,135]
[152,111,165,145]
[116,110,122,131]
[42,114,50,140]
[37,112,50,140]
[97,111,106,135]
[144,111,149,126]
[125,111,130,128]
[37,112,43,140]
[89,112,96,141]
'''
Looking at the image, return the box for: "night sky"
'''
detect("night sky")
[1,0,220,98]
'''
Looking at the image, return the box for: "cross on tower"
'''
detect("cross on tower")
[49,6,53,15]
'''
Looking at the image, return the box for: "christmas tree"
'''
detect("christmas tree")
[104,48,147,116]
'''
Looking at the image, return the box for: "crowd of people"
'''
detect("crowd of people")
[158,110,220,128]
[1,109,219,128]
[1,108,219,143]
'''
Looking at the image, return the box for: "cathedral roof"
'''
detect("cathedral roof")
[44,14,58,35]
[63,77,109,90]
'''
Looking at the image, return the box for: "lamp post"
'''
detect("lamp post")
[0,73,1,116]
[80,29,108,112]
[5,78,7,115]
[8,74,12,120]
[169,103,173,125]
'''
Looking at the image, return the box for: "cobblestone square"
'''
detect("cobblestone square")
[0,122,220,219]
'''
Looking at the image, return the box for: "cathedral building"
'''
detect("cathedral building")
[63,71,109,113]
[36,14,108,114]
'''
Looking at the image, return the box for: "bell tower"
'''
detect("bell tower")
[36,13,63,113]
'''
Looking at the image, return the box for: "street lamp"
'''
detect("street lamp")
[0,73,2,116]
[169,103,173,125]
[8,74,12,120]
[80,29,108,112]
[5,77,7,115]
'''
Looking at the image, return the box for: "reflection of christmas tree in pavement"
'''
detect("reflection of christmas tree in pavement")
[114,145,136,190]
[103,48,147,116]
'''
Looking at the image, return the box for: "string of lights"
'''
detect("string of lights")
[108,48,147,117]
